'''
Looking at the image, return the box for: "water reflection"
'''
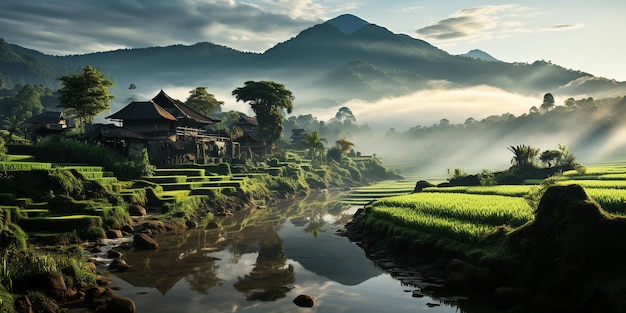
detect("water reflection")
[106,191,462,312]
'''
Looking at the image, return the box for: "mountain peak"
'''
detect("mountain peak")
[325,14,370,35]
[458,49,499,62]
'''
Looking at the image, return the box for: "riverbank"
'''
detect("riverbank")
[342,184,626,313]
[0,148,402,312]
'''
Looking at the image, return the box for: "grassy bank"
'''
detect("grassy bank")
[0,140,401,312]
[346,163,626,312]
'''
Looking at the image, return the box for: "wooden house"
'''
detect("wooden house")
[22,111,73,143]
[105,90,230,165]
[234,113,266,155]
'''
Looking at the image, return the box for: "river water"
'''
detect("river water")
[99,191,471,313]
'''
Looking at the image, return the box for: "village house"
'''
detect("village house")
[104,90,234,165]
[22,111,74,143]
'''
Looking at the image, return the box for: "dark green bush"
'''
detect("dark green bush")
[101,206,131,230]
[0,224,27,252]
[32,138,154,180]
[78,226,106,241]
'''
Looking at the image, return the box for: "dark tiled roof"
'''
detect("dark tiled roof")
[236,113,258,126]
[24,111,66,124]
[106,100,177,121]
[152,90,220,124]
[80,124,146,140]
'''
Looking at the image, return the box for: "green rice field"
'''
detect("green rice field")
[353,163,626,244]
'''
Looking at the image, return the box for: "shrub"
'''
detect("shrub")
[101,206,131,230]
[0,224,27,252]
[32,138,154,180]
[78,226,106,241]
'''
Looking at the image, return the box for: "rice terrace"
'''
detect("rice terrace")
[1,3,626,313]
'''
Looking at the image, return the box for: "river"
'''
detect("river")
[94,191,474,313]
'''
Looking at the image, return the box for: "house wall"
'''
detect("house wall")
[124,120,176,141]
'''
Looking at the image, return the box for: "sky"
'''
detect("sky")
[0,0,625,82]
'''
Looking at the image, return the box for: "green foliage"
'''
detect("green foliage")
[58,66,115,125]
[185,87,223,117]
[0,223,27,252]
[78,226,106,241]
[232,80,294,153]
[101,206,131,230]
[32,137,152,180]
[0,284,13,313]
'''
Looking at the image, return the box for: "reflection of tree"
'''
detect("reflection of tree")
[185,259,224,294]
[303,207,327,237]
[234,229,295,301]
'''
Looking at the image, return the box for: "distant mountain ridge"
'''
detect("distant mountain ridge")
[0,14,625,110]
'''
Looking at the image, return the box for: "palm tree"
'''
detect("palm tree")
[335,137,354,154]
[508,144,540,170]
[1,115,24,143]
[303,131,327,162]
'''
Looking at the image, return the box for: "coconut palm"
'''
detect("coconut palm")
[508,144,540,170]
[303,131,327,162]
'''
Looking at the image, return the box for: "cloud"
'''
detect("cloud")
[540,24,584,32]
[300,85,541,131]
[416,4,531,43]
[0,0,331,55]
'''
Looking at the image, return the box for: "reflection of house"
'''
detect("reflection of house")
[23,111,74,142]
[105,90,232,165]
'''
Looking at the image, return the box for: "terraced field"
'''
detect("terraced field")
[356,163,626,244]
[341,180,416,206]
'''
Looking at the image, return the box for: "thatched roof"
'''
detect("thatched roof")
[152,90,220,125]
[106,100,177,121]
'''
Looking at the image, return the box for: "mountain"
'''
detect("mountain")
[458,49,499,62]
[326,14,370,34]
[1,14,625,111]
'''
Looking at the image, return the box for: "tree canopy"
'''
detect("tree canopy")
[185,87,223,117]
[232,81,294,153]
[58,66,114,126]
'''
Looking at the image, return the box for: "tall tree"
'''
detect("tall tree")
[185,87,223,117]
[232,81,294,154]
[540,93,555,112]
[335,106,356,124]
[58,66,114,129]
[0,84,43,122]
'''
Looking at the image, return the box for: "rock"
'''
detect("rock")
[86,261,97,274]
[106,229,123,239]
[32,273,68,300]
[293,294,316,307]
[106,249,123,259]
[101,296,136,313]
[85,287,107,302]
[133,233,158,250]
[14,295,33,313]
[491,286,532,309]
[412,290,424,298]
[109,259,130,271]
[121,224,134,234]
[128,204,147,217]
[445,259,474,290]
